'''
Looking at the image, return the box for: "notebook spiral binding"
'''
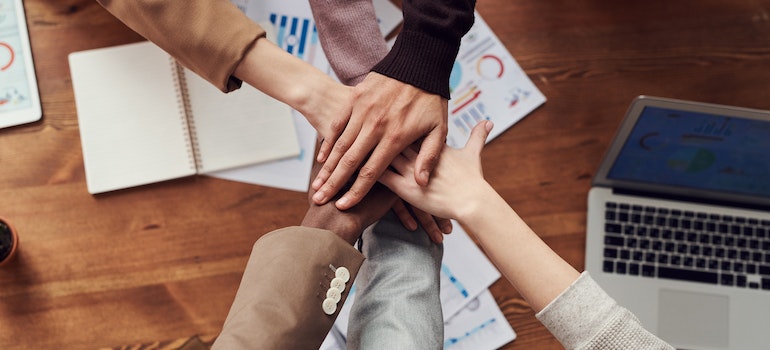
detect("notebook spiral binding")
[171,59,203,172]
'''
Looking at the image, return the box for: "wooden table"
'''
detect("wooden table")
[2,1,769,349]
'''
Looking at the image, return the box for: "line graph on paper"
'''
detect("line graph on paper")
[441,263,469,300]
[444,317,497,348]
[443,290,517,350]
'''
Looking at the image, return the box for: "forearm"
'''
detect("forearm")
[457,185,580,312]
[212,227,364,349]
[537,273,674,350]
[97,0,264,92]
[233,37,345,120]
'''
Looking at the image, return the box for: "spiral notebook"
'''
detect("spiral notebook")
[69,41,300,194]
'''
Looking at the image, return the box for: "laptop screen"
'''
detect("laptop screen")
[606,105,770,199]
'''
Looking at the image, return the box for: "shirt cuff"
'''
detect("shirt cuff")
[371,30,459,99]
[535,272,620,349]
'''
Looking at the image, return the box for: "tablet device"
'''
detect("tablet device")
[0,0,41,128]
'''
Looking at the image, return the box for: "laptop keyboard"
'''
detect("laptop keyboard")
[602,201,770,290]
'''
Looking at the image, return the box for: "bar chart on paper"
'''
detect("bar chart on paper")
[269,13,321,63]
[445,12,546,148]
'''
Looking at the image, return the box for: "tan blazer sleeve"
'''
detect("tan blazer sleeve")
[211,226,364,350]
[96,0,266,92]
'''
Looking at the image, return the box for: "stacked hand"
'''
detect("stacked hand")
[301,155,397,245]
[380,120,494,222]
[309,72,453,242]
[311,72,448,210]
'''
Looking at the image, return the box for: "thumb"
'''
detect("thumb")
[465,120,493,155]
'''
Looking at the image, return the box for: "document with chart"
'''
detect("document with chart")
[446,12,546,148]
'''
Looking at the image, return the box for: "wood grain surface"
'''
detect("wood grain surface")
[2,1,770,349]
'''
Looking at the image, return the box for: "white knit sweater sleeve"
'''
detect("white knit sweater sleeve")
[535,272,674,350]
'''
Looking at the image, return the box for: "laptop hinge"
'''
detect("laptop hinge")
[612,188,770,212]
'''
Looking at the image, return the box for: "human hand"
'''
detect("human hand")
[379,121,494,221]
[233,37,354,154]
[391,200,453,244]
[302,157,397,245]
[310,72,449,210]
[300,80,354,153]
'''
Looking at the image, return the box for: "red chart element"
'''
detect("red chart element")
[476,54,504,79]
[0,42,15,71]
[451,90,481,115]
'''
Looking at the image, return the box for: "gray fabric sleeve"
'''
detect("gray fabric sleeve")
[346,212,444,350]
[536,272,674,350]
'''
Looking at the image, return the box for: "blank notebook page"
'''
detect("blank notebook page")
[181,69,299,173]
[70,42,195,194]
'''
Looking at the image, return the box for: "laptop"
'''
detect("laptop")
[585,96,770,350]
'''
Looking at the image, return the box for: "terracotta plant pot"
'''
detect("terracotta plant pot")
[0,217,19,267]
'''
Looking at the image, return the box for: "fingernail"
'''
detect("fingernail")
[336,196,349,208]
[485,120,494,132]
[312,191,326,203]
[420,170,429,184]
[316,152,324,162]
[312,178,323,190]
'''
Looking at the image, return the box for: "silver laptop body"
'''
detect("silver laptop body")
[585,96,770,350]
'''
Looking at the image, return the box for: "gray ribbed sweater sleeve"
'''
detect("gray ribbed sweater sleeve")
[536,272,674,350]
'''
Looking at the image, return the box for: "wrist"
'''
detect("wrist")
[371,30,460,99]
[454,182,500,225]
[234,38,332,114]
[300,207,360,245]
[293,75,338,117]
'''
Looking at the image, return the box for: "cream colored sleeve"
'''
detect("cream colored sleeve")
[97,0,266,92]
[536,272,674,350]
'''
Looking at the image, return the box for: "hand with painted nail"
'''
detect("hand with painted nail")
[311,72,448,211]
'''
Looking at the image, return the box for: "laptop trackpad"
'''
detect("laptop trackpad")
[658,289,729,348]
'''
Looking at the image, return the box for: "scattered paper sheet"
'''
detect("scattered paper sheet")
[319,326,346,350]
[444,290,517,350]
[446,12,546,148]
[441,223,501,320]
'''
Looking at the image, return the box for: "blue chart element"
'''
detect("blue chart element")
[269,13,319,61]
[444,318,497,348]
[442,264,468,298]
[453,102,490,136]
[449,61,463,93]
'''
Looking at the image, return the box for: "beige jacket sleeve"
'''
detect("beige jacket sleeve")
[211,226,364,350]
[96,0,265,92]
